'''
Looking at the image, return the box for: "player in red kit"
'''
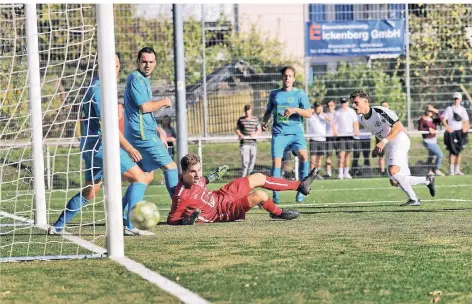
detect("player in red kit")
[167,154,319,225]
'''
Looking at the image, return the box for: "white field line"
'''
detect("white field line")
[278,198,472,208]
[0,211,208,304]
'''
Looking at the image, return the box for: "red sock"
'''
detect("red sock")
[264,176,300,191]
[260,198,282,216]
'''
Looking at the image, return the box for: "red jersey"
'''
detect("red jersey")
[167,177,219,224]
[167,177,253,225]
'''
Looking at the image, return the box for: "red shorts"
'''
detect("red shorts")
[213,177,252,222]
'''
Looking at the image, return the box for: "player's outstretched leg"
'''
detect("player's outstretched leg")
[271,167,282,204]
[296,160,310,202]
[297,167,319,196]
[249,190,300,220]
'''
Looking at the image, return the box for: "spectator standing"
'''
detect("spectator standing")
[441,92,470,175]
[418,104,445,176]
[235,104,262,177]
[161,115,177,160]
[307,102,329,178]
[324,100,336,178]
[332,97,360,179]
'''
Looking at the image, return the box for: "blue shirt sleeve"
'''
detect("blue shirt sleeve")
[266,91,275,112]
[299,91,310,109]
[129,76,151,107]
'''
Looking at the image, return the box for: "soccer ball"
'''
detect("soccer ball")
[129,201,160,230]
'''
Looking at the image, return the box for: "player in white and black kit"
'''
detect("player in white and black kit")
[350,90,436,206]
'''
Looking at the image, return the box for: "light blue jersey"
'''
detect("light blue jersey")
[124,70,158,143]
[266,88,310,135]
[79,77,136,181]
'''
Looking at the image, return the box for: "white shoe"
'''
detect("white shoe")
[427,170,435,176]
[455,170,464,176]
[434,169,445,176]
[337,175,344,180]
[47,226,63,235]
[449,171,455,176]
[344,173,353,179]
[124,227,155,236]
[399,199,421,206]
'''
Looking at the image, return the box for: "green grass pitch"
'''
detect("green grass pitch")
[1,175,471,303]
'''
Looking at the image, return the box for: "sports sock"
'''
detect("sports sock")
[53,193,88,230]
[343,167,350,176]
[122,185,131,220]
[327,168,332,177]
[299,161,309,180]
[126,182,147,229]
[260,198,282,216]
[164,168,178,197]
[338,168,343,178]
[450,164,454,174]
[263,176,300,191]
[272,167,281,200]
[392,173,418,201]
[455,165,461,172]
[409,176,429,186]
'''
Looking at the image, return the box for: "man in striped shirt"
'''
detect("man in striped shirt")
[236,104,261,177]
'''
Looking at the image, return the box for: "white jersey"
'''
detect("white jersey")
[333,107,358,136]
[442,105,469,131]
[325,111,335,136]
[307,112,328,141]
[358,106,407,142]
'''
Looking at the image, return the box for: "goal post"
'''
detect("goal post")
[25,4,47,228]
[96,3,124,258]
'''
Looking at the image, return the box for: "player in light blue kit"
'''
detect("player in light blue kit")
[262,66,313,203]
[124,47,179,212]
[49,54,155,236]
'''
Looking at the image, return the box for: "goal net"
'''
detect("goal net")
[0,4,111,261]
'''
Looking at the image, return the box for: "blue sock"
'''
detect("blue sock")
[122,186,131,221]
[299,161,309,180]
[126,182,147,230]
[164,168,178,198]
[272,167,281,202]
[53,193,88,231]
[296,161,309,202]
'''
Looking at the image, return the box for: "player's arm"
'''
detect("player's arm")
[353,121,360,137]
[204,165,229,184]
[374,121,404,154]
[119,132,142,162]
[283,93,312,118]
[261,92,274,131]
[129,77,172,113]
[140,97,172,113]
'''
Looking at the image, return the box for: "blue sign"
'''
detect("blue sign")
[305,19,405,57]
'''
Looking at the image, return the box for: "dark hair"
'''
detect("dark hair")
[280,66,296,76]
[350,90,371,103]
[313,102,322,108]
[115,52,121,61]
[244,104,252,111]
[181,154,200,172]
[137,47,156,61]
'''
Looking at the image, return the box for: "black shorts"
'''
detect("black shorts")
[353,138,371,154]
[325,136,336,155]
[309,140,326,156]
[336,136,354,152]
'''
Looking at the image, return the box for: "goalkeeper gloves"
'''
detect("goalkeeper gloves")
[206,165,229,183]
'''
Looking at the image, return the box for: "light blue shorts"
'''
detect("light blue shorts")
[131,136,174,173]
[82,144,136,181]
[271,133,307,159]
